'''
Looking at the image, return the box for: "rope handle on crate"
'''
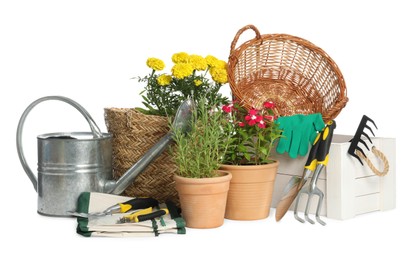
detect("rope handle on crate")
[355,146,389,176]
[230,24,263,55]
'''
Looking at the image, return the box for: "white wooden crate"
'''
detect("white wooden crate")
[270,134,396,220]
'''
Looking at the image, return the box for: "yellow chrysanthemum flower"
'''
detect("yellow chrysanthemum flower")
[171,63,194,79]
[146,58,165,71]
[172,52,190,64]
[214,60,227,70]
[210,67,228,84]
[205,55,219,67]
[206,55,227,70]
[194,79,203,87]
[189,55,208,71]
[157,74,172,86]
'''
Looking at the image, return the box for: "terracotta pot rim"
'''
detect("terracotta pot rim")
[220,160,279,169]
[173,170,232,184]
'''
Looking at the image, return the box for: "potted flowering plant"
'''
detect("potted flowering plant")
[221,100,282,165]
[135,52,229,117]
[171,98,233,228]
[104,52,229,204]
[219,100,283,220]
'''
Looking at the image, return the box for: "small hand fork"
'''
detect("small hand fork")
[293,120,336,226]
[294,164,326,225]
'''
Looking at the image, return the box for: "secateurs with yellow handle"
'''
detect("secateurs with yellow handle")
[69,197,159,218]
[294,120,336,225]
[118,208,169,223]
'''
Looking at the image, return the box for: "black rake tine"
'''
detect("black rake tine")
[363,115,378,130]
[361,131,373,145]
[358,138,370,151]
[364,124,376,137]
[355,145,367,158]
[349,150,364,165]
[354,146,366,165]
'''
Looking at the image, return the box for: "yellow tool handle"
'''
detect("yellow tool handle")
[118,197,159,213]
[121,207,153,223]
[136,208,169,222]
[315,120,336,166]
[304,133,321,171]
[120,208,169,223]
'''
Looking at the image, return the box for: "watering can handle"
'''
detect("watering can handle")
[16,96,104,192]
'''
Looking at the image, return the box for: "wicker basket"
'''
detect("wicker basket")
[104,108,179,204]
[227,25,348,122]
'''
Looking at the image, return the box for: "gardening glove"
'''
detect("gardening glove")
[275,113,325,158]
[299,113,325,156]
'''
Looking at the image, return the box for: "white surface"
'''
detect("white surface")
[1,1,411,259]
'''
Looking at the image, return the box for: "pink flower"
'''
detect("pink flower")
[238,122,245,127]
[247,120,256,126]
[245,114,254,121]
[264,101,275,109]
[255,115,263,123]
[245,109,259,124]
[248,109,257,115]
[245,114,257,126]
[258,120,266,128]
[222,104,233,113]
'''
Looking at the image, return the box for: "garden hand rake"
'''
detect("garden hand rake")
[294,120,336,225]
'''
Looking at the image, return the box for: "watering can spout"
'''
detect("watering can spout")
[105,132,173,195]
[106,99,194,194]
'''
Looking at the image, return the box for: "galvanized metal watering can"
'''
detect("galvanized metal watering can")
[16,96,193,217]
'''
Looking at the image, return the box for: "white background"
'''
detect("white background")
[1,0,411,259]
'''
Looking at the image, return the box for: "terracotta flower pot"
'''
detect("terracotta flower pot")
[220,161,279,220]
[173,171,232,229]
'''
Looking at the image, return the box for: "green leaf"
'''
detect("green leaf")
[260,147,268,155]
[237,144,247,152]
[244,153,251,161]
[142,95,150,103]
[258,132,265,141]
[239,130,248,140]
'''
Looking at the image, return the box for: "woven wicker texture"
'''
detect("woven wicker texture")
[228,25,348,122]
[104,108,179,204]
